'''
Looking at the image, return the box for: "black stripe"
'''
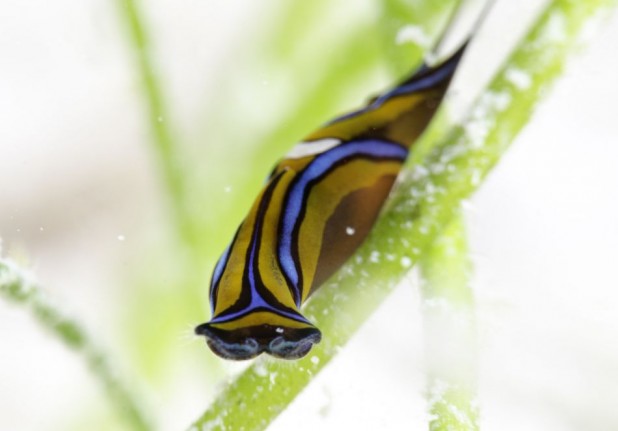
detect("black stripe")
[216,174,283,317]
[251,171,304,315]
[284,150,405,301]
[217,170,300,318]
[214,306,308,325]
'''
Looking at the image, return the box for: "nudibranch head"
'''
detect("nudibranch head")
[195,311,321,360]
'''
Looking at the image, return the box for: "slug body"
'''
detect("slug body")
[196,46,468,360]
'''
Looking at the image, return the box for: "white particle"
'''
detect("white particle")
[505,67,532,90]
[311,356,320,365]
[345,226,356,236]
[369,251,381,263]
[464,120,490,148]
[224,186,232,193]
[471,169,482,186]
[275,327,284,334]
[400,256,412,268]
[39,227,44,232]
[578,11,605,45]
[396,24,432,49]
[543,11,567,43]
[463,91,512,148]
[269,372,278,386]
[411,164,429,180]
[117,235,125,241]
[253,362,268,377]
[199,417,224,431]
[491,91,512,111]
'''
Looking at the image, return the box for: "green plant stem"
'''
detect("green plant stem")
[116,0,197,250]
[187,1,615,430]
[420,215,478,431]
[0,258,151,431]
[379,0,458,76]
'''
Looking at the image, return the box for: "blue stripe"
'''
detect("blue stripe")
[278,139,408,296]
[328,58,458,126]
[247,233,267,307]
[210,302,311,324]
[373,59,457,104]
[211,229,310,324]
[212,169,308,324]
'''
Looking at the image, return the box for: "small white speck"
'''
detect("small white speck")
[396,24,432,49]
[39,227,44,232]
[369,251,381,263]
[345,226,355,236]
[311,356,320,365]
[401,256,412,268]
[117,235,125,241]
[491,91,513,111]
[224,186,232,193]
[506,67,532,90]
[275,327,284,334]
[253,362,268,377]
[470,169,482,186]
[543,11,567,43]
[464,120,490,148]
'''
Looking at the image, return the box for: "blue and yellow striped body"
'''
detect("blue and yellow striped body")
[196,47,467,360]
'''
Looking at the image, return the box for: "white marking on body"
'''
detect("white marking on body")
[285,138,341,159]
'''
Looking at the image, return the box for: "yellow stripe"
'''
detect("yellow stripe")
[297,158,402,301]
[257,169,299,310]
[208,311,314,331]
[305,93,423,142]
[212,187,264,316]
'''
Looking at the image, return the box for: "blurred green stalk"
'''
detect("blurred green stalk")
[0,258,151,431]
[188,1,616,430]
[116,0,198,251]
[420,215,478,431]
